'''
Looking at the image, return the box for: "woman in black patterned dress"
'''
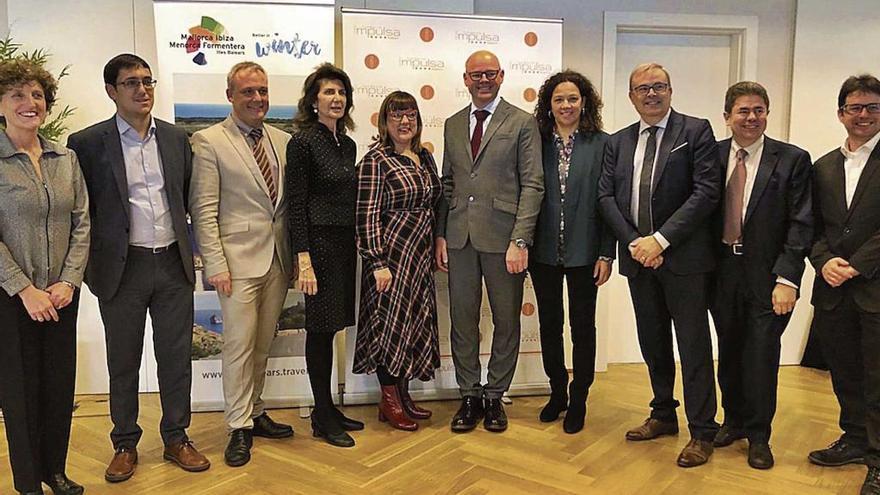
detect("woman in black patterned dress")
[354,91,442,431]
[287,63,362,447]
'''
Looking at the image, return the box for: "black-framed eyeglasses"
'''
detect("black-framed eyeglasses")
[840,103,880,115]
[389,110,418,122]
[116,78,157,90]
[466,70,500,82]
[631,82,669,96]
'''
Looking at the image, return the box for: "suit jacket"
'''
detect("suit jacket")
[714,136,813,303]
[533,131,615,267]
[810,142,880,312]
[189,116,292,280]
[598,109,722,277]
[67,116,194,300]
[435,98,544,253]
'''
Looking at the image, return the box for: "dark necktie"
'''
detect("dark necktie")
[637,126,659,235]
[248,128,277,205]
[471,109,490,159]
[723,148,749,244]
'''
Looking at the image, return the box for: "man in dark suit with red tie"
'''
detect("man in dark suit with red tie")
[807,74,880,495]
[598,62,722,467]
[709,82,813,470]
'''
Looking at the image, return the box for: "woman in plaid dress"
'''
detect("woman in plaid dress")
[355,91,442,431]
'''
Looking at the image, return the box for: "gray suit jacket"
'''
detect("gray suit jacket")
[436,98,543,253]
[190,116,292,280]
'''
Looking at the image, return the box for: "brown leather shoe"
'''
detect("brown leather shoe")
[625,418,679,441]
[677,439,714,468]
[163,440,211,472]
[105,446,138,482]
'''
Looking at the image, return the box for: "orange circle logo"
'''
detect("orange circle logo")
[420,85,435,100]
[370,112,379,127]
[522,302,535,316]
[364,54,380,69]
[523,88,537,103]
[419,27,434,42]
[524,32,538,47]
[422,142,435,153]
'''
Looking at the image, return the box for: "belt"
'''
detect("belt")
[129,242,176,254]
[723,242,744,256]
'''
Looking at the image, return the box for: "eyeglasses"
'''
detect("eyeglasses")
[239,87,269,98]
[389,110,418,122]
[116,78,157,90]
[466,70,500,82]
[840,103,880,115]
[631,82,669,96]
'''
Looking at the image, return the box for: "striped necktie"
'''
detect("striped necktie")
[248,128,277,205]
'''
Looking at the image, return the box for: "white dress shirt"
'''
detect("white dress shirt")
[630,109,671,250]
[840,129,880,208]
[469,94,502,140]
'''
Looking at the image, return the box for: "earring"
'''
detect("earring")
[548,109,554,119]
[582,107,586,114]
[312,107,318,114]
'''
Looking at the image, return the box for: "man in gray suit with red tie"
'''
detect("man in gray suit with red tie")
[434,50,543,433]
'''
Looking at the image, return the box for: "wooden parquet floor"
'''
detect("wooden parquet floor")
[0,364,867,494]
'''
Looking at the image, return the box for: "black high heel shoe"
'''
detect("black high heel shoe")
[333,406,365,431]
[311,410,355,448]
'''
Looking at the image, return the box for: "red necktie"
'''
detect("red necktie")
[723,148,749,244]
[471,109,490,159]
[249,128,277,205]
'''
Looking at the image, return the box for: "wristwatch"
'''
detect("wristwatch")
[514,238,528,250]
[60,280,75,290]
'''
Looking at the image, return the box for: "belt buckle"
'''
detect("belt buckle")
[732,243,744,256]
[151,245,168,254]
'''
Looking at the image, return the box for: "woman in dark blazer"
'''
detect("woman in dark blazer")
[530,70,614,434]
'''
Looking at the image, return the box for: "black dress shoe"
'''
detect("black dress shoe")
[333,407,365,431]
[808,439,867,466]
[450,396,484,433]
[862,466,880,495]
[713,423,747,447]
[43,473,83,495]
[484,398,508,433]
[224,429,253,467]
[563,402,586,434]
[748,442,774,469]
[539,396,568,423]
[252,412,293,439]
[311,410,355,448]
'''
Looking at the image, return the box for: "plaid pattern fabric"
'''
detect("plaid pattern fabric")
[354,145,443,380]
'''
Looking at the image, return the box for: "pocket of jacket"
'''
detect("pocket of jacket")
[492,198,518,215]
[219,220,250,236]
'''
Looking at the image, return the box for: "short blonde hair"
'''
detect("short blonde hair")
[629,62,671,90]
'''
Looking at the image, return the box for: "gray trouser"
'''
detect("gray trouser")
[447,241,525,399]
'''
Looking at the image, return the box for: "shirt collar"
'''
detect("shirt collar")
[638,108,671,134]
[470,94,501,116]
[0,130,67,159]
[840,130,880,160]
[115,113,156,139]
[732,134,765,158]
[231,113,263,136]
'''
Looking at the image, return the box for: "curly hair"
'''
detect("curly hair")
[534,70,602,140]
[292,63,355,134]
[372,91,423,153]
[0,58,57,113]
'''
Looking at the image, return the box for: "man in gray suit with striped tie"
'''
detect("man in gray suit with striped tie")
[434,50,544,433]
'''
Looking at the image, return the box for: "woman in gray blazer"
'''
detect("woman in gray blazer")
[0,59,89,494]
[530,70,614,434]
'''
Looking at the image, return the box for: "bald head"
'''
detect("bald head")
[463,50,504,107]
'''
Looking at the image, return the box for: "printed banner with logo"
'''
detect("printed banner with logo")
[341,9,563,403]
[153,0,335,411]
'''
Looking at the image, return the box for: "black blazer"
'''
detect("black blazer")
[67,116,195,300]
[598,109,722,277]
[810,142,880,312]
[533,131,615,267]
[714,137,813,303]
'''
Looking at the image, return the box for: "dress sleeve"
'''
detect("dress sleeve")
[286,132,311,254]
[356,149,387,272]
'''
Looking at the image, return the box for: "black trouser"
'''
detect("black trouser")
[628,268,719,441]
[0,291,78,492]
[305,332,336,412]
[711,255,789,443]
[816,293,880,468]
[99,246,194,449]
[529,262,598,405]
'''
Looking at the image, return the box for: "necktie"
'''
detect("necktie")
[637,126,659,235]
[723,148,749,244]
[248,128,277,205]
[471,109,490,159]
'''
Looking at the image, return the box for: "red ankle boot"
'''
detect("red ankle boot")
[378,384,418,431]
[398,380,432,419]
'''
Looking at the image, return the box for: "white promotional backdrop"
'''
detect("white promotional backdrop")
[153,0,335,410]
[340,9,564,403]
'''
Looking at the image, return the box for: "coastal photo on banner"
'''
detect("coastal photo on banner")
[341,8,563,403]
[153,0,335,411]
